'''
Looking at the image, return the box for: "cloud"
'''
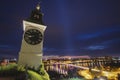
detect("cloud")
[0,45,19,51]
[77,33,100,40]
[0,45,13,49]
[86,45,106,50]
[43,48,58,52]
[0,45,9,48]
[76,26,120,40]
[101,38,120,45]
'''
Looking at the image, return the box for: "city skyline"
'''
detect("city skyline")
[0,0,120,58]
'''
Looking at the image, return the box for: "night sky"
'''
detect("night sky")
[0,0,120,58]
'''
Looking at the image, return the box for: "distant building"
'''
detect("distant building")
[43,55,90,60]
[0,58,17,66]
[0,59,9,66]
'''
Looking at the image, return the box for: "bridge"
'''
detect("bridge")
[45,63,102,75]
[43,57,120,75]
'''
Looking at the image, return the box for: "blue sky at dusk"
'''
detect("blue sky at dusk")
[0,0,120,58]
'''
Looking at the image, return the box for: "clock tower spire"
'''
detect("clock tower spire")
[27,3,44,25]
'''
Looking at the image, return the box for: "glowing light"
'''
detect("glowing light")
[101,71,119,80]
[78,67,120,80]
[99,78,105,80]
[78,70,93,79]
[56,1,73,54]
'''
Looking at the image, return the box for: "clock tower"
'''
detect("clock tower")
[18,4,46,69]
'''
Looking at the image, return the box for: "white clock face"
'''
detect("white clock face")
[24,29,43,45]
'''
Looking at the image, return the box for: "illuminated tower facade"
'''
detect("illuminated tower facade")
[18,4,46,69]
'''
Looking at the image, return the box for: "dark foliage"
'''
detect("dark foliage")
[0,68,27,80]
